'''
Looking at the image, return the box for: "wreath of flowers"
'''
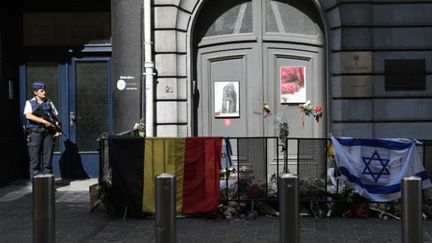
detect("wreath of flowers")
[298,100,323,125]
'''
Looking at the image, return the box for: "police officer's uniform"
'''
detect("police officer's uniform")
[23,83,60,179]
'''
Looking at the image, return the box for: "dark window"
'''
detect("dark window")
[196,0,253,38]
[23,12,111,46]
[385,59,425,91]
[266,0,320,35]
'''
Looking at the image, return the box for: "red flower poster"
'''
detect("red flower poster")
[280,66,306,103]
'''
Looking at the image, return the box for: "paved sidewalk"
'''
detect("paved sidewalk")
[1,179,432,243]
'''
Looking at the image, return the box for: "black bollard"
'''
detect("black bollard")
[279,173,299,243]
[155,173,176,243]
[33,174,55,243]
[402,176,423,243]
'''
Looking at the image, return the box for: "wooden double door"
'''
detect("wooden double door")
[195,0,326,138]
[197,42,325,138]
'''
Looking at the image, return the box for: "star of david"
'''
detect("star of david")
[362,150,390,183]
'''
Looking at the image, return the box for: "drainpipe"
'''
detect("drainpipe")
[143,0,154,137]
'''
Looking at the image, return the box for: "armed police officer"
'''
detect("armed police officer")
[23,82,62,179]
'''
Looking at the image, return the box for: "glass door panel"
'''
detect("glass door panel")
[26,63,60,103]
[69,57,111,176]
[74,61,109,151]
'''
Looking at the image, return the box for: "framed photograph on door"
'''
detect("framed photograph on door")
[214,81,240,118]
[280,66,306,103]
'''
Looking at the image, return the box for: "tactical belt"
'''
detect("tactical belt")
[28,127,49,134]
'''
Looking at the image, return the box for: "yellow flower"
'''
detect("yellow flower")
[327,143,334,156]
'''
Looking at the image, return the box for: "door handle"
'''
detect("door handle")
[263,103,271,118]
[70,111,77,127]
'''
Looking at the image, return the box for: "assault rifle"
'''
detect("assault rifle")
[32,107,64,135]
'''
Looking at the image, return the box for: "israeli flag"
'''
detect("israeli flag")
[331,136,432,202]
[221,138,233,169]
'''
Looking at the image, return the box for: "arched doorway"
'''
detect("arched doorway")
[192,0,326,138]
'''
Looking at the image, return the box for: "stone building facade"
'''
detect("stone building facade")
[113,0,432,139]
[1,0,432,183]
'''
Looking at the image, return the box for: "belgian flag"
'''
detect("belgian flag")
[109,137,222,216]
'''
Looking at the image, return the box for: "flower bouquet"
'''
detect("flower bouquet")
[299,100,323,125]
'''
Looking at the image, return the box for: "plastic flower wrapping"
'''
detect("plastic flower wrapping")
[275,113,289,140]
[133,118,146,137]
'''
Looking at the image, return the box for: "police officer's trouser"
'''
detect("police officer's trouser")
[27,127,55,179]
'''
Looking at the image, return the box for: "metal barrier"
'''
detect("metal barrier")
[33,174,55,243]
[218,137,329,204]
[402,176,423,243]
[155,173,176,243]
[97,133,110,185]
[98,136,432,205]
